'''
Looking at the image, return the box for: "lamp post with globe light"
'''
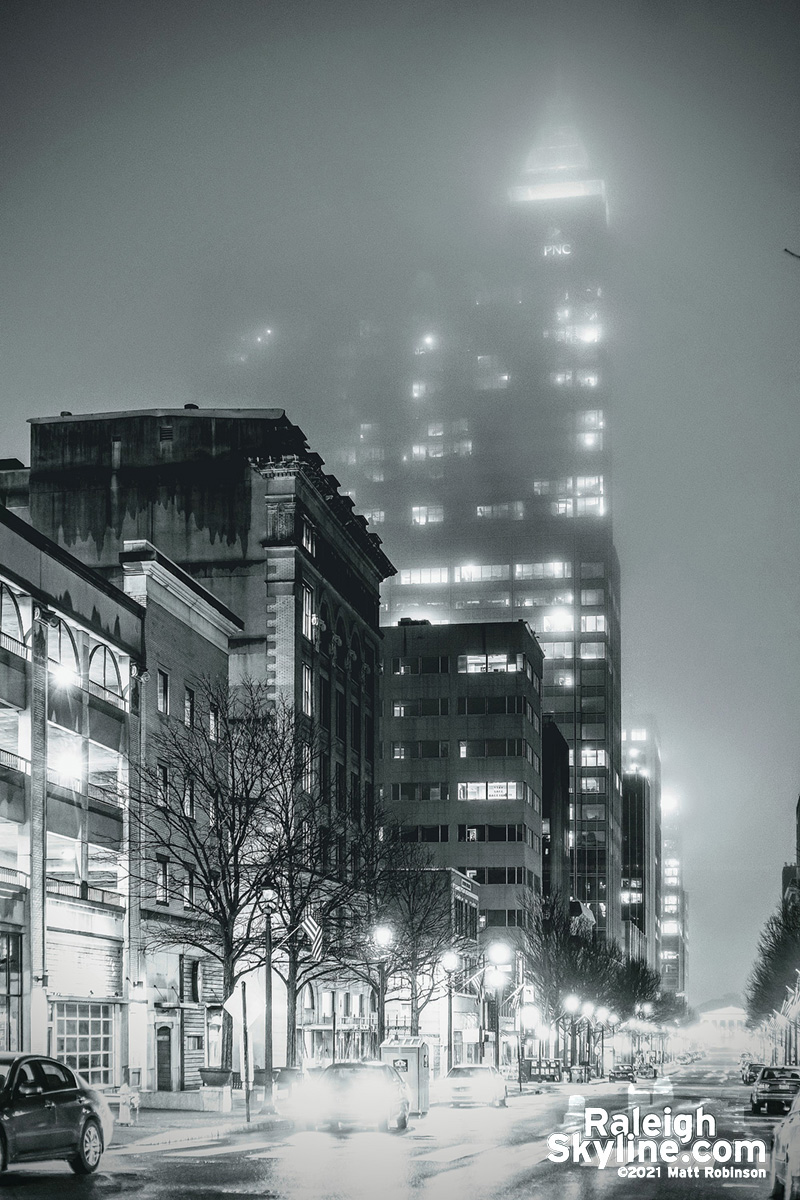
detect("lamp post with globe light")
[441,951,460,1074]
[562,994,581,1074]
[373,925,394,1051]
[581,1001,595,1074]
[485,942,512,1069]
[518,1003,541,1092]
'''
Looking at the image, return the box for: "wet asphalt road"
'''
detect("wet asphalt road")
[0,1052,779,1200]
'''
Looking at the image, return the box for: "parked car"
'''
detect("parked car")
[769,1090,800,1197]
[444,1065,508,1108]
[304,1061,411,1131]
[742,1060,766,1084]
[609,1062,636,1083]
[750,1065,800,1114]
[0,1053,112,1173]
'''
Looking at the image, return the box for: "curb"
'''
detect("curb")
[111,1115,288,1153]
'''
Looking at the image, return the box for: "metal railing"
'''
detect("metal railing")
[0,749,30,775]
[88,680,127,711]
[0,867,29,891]
[45,876,125,909]
[0,632,29,660]
[46,767,82,793]
[87,782,124,807]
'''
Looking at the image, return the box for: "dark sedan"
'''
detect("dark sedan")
[0,1053,111,1173]
[750,1066,800,1114]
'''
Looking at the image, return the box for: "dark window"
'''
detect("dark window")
[350,704,361,753]
[321,677,332,730]
[184,686,195,727]
[335,691,346,740]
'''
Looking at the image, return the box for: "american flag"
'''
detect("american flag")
[301,913,323,961]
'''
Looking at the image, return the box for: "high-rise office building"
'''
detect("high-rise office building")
[332,108,623,939]
[660,815,689,1002]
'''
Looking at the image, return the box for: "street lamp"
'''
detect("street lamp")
[442,951,460,1074]
[518,1004,541,1093]
[261,891,276,1114]
[373,925,394,1051]
[595,1006,609,1078]
[485,941,511,1069]
[563,994,581,1074]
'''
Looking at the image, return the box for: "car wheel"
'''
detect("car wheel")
[69,1119,103,1174]
[396,1110,408,1131]
[751,1101,762,1114]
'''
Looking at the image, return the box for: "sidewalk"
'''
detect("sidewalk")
[109,1096,288,1153]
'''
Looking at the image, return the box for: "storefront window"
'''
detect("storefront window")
[0,934,21,1051]
[53,1001,113,1084]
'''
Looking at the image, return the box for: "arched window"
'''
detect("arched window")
[0,585,23,652]
[89,645,123,698]
[48,621,80,687]
[303,985,315,1011]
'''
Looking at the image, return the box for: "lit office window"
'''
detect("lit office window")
[412,506,444,526]
[515,562,571,579]
[398,568,448,585]
[454,564,510,583]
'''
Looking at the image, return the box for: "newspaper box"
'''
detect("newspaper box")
[380,1037,430,1115]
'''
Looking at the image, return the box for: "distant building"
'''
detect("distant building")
[660,820,689,1001]
[621,718,662,969]
[380,619,543,940]
[781,795,800,900]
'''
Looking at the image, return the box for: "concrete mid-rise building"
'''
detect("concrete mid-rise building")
[380,619,543,939]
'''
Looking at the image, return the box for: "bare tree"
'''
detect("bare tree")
[130,680,369,1069]
[746,894,800,1026]
[338,835,474,1041]
[130,678,281,1070]
[519,891,660,1023]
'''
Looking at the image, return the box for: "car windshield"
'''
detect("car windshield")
[448,1067,491,1078]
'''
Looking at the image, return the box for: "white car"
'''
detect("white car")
[444,1065,507,1108]
[768,1090,800,1198]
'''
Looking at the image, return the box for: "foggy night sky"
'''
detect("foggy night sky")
[2,0,800,1006]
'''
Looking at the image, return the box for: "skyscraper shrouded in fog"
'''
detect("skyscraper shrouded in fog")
[333,108,623,940]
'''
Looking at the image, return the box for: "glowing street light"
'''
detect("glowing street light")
[441,952,460,1072]
[372,926,394,1050]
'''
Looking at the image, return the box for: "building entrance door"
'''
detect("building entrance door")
[156,1026,172,1091]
